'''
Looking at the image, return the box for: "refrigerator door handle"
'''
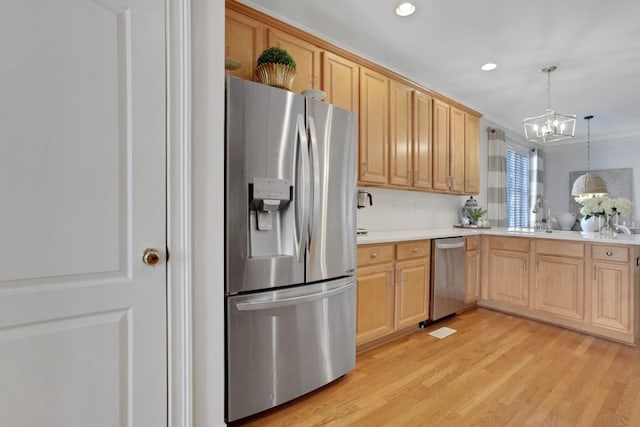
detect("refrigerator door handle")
[235,281,353,311]
[307,116,321,247]
[295,114,310,262]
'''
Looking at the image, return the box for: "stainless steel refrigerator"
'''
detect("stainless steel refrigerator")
[224,76,357,423]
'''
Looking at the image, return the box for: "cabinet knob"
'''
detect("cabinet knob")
[370,252,377,258]
[412,247,419,253]
[606,251,613,256]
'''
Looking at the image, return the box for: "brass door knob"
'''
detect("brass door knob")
[142,248,161,266]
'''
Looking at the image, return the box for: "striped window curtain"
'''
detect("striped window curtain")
[487,128,507,227]
[529,148,544,228]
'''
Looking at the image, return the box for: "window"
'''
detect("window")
[506,147,529,228]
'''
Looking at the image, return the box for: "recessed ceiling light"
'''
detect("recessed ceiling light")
[481,63,497,71]
[396,2,416,16]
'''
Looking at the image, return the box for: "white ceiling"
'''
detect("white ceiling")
[241,0,640,145]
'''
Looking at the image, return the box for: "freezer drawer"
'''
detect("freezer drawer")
[226,277,356,422]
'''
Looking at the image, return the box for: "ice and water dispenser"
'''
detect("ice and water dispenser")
[248,177,294,258]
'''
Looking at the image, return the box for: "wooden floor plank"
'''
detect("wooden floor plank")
[233,308,640,426]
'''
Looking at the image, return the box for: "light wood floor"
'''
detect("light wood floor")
[234,308,640,426]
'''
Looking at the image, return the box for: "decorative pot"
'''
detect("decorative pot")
[580,216,601,233]
[255,63,296,90]
[557,212,576,230]
[461,196,478,223]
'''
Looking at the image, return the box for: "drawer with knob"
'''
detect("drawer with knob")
[466,235,481,251]
[592,244,630,263]
[396,240,430,260]
[357,244,395,267]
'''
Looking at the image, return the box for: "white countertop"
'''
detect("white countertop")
[357,227,640,246]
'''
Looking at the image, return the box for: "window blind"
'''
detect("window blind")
[506,149,530,228]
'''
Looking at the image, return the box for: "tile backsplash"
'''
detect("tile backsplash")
[357,187,470,231]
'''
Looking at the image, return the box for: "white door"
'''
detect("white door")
[0,0,167,426]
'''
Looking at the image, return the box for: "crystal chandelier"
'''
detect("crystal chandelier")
[523,65,576,143]
[571,115,607,202]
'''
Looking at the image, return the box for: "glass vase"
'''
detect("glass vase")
[599,214,618,238]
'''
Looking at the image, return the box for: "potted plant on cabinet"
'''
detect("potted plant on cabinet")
[466,206,488,226]
[255,47,297,90]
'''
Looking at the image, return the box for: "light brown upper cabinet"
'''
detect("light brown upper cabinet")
[389,81,413,187]
[359,67,389,185]
[412,91,433,190]
[225,9,265,81]
[433,99,480,195]
[266,28,321,94]
[432,99,451,191]
[225,1,483,195]
[322,52,359,116]
[449,106,466,193]
[464,114,480,194]
[390,86,433,190]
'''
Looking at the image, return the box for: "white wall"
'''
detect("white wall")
[544,136,640,224]
[356,187,467,231]
[192,0,225,425]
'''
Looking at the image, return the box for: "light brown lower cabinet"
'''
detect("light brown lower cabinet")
[487,239,530,308]
[592,261,630,332]
[356,261,395,345]
[395,252,430,330]
[356,240,430,348]
[465,236,481,304]
[592,244,633,334]
[534,240,585,322]
[480,236,640,345]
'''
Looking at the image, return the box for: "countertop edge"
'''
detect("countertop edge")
[357,227,640,246]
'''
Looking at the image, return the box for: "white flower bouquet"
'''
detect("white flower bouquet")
[580,196,633,219]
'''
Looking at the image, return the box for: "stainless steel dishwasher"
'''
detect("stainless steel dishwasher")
[431,236,466,320]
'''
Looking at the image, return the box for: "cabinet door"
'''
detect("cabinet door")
[395,258,430,329]
[267,28,321,94]
[449,106,465,193]
[225,9,265,81]
[356,262,395,345]
[465,250,480,304]
[488,250,529,307]
[534,255,584,321]
[464,114,480,194]
[413,91,432,189]
[322,52,359,116]
[592,261,631,333]
[359,67,389,184]
[432,99,450,191]
[389,80,413,187]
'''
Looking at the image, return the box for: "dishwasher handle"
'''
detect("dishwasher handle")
[435,241,465,250]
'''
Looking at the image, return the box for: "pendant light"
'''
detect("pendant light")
[523,65,577,143]
[571,115,608,202]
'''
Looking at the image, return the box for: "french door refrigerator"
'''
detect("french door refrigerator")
[224,76,357,422]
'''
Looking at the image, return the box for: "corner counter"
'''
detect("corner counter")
[357,227,640,346]
[358,227,640,246]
